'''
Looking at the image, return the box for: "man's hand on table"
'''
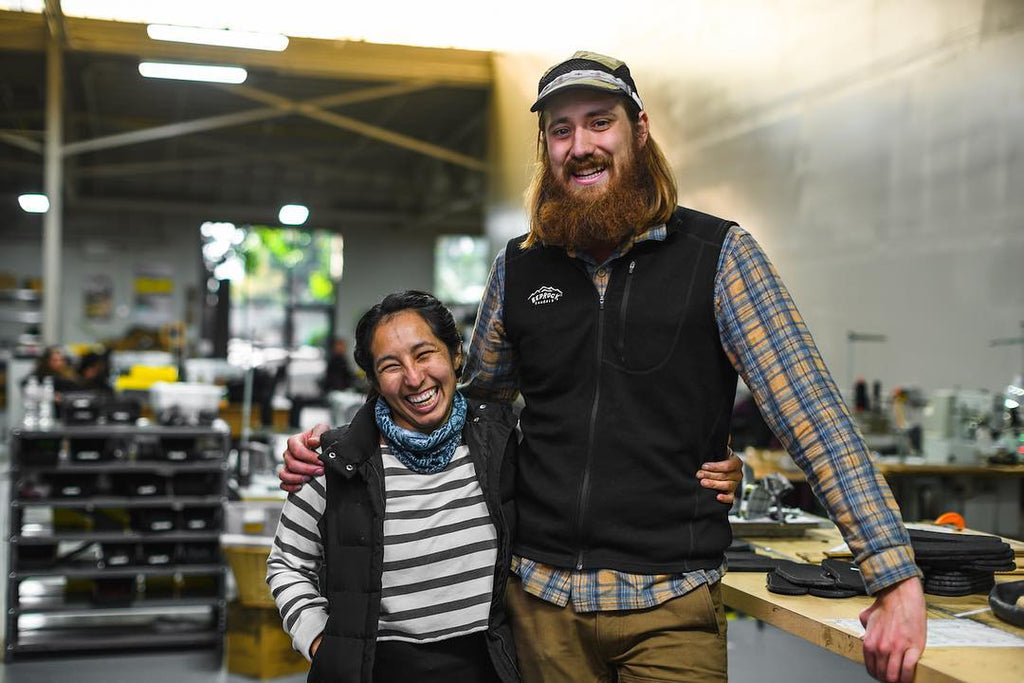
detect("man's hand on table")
[859,576,926,683]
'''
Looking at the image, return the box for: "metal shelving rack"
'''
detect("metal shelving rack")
[5,424,230,660]
[0,289,41,349]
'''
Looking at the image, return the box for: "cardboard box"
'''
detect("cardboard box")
[226,601,309,680]
[223,539,276,607]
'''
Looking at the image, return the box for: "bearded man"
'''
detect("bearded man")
[281,51,924,683]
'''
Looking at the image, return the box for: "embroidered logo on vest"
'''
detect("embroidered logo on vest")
[528,286,563,306]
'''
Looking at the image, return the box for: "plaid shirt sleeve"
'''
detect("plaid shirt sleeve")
[461,248,520,402]
[715,226,921,595]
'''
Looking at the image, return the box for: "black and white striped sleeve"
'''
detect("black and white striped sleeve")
[266,475,328,660]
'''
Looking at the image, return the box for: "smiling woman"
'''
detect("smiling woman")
[364,308,462,435]
[267,291,520,683]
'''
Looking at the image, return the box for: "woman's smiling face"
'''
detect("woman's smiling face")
[370,309,461,434]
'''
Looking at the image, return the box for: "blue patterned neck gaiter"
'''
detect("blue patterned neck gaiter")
[374,391,467,474]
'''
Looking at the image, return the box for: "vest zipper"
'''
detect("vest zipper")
[572,278,607,570]
[616,260,636,362]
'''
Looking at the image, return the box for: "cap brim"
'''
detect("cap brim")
[530,80,633,113]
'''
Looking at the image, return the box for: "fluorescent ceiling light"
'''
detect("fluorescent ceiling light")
[18,193,49,214]
[279,204,309,226]
[138,62,247,84]
[147,24,289,52]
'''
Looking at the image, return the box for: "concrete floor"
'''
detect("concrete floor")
[0,616,871,682]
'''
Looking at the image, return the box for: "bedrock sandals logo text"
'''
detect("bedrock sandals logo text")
[528,286,563,306]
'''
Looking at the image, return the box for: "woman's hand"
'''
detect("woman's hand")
[310,633,323,658]
[279,424,330,492]
[697,449,745,504]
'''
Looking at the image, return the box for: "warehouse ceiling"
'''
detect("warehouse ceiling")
[0,9,493,235]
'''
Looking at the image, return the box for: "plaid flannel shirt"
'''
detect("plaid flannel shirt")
[462,223,920,612]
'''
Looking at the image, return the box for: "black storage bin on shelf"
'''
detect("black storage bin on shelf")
[61,392,104,426]
[180,507,220,531]
[172,472,216,496]
[48,473,96,498]
[101,543,135,568]
[194,434,227,461]
[104,397,141,424]
[133,436,163,461]
[69,437,107,463]
[113,473,165,498]
[161,437,194,462]
[130,508,176,533]
[140,542,175,566]
[179,542,220,564]
[103,437,133,462]
[17,437,62,467]
[18,544,58,569]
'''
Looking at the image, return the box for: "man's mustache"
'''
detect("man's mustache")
[564,153,612,177]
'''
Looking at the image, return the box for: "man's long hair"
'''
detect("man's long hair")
[522,107,678,249]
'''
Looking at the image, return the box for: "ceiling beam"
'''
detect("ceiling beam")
[60,194,481,231]
[61,80,436,157]
[62,106,284,156]
[74,150,400,188]
[0,132,43,154]
[0,10,492,87]
[227,84,489,172]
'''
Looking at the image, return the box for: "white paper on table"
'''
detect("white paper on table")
[828,618,1024,648]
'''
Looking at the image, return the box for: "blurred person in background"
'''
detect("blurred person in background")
[321,336,355,393]
[26,345,79,393]
[76,351,113,394]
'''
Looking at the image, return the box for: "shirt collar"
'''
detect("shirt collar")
[565,223,668,266]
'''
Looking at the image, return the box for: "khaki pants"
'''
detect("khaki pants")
[506,578,727,683]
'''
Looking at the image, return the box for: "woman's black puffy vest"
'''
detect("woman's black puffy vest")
[307,400,520,682]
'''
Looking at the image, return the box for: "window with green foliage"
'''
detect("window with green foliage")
[201,222,343,349]
[435,235,490,305]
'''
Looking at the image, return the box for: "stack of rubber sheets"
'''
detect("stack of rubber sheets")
[765,558,868,598]
[727,541,869,598]
[909,529,1016,597]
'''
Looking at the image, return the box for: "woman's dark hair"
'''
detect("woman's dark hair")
[78,351,105,375]
[353,290,463,389]
[34,345,65,376]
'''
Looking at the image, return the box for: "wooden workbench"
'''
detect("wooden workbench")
[742,450,1024,537]
[743,449,1024,483]
[722,526,1024,683]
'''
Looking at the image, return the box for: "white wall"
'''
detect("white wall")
[0,212,202,346]
[487,1,1024,398]
[332,226,437,343]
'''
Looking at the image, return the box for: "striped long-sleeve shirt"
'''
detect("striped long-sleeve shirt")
[462,223,921,612]
[266,444,498,659]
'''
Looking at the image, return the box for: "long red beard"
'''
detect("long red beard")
[533,147,653,251]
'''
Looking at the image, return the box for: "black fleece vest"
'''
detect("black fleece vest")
[504,206,738,573]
